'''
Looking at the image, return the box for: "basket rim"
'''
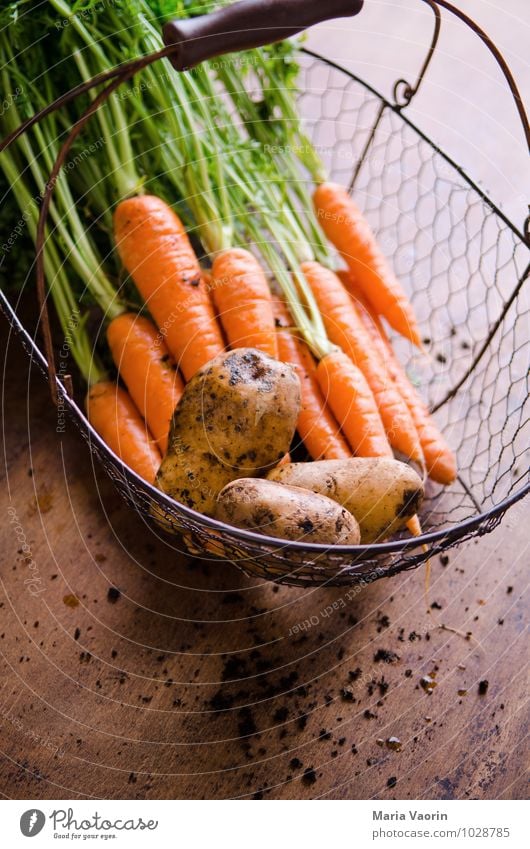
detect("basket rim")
[1,50,528,558]
[71,391,530,554]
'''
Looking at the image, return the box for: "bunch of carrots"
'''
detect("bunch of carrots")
[0,0,456,543]
[99,182,455,491]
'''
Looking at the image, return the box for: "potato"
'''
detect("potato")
[267,458,424,543]
[155,348,300,515]
[216,478,361,545]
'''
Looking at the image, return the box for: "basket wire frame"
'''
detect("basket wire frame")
[0,4,529,587]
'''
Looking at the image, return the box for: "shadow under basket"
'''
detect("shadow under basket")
[1,25,529,587]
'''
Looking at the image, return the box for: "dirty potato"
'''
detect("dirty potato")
[155,348,300,515]
[215,478,361,545]
[267,458,424,543]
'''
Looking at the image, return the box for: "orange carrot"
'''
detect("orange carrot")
[345,274,456,484]
[313,182,421,347]
[86,382,161,482]
[114,196,224,381]
[383,347,456,484]
[107,313,184,455]
[211,248,278,358]
[273,297,351,460]
[407,515,423,536]
[316,349,392,458]
[302,261,422,462]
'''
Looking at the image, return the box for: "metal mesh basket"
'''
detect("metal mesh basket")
[1,1,528,586]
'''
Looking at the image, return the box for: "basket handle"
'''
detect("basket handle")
[163,0,364,71]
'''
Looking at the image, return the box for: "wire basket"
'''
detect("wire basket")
[1,0,528,587]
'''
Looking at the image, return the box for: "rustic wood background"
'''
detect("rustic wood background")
[1,0,528,800]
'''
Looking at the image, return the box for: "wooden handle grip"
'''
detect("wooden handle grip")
[163,0,364,70]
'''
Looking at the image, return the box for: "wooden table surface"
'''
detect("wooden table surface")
[0,312,528,800]
[1,0,528,802]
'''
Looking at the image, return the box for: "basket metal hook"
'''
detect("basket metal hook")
[393,0,441,109]
[393,0,530,158]
[351,0,529,235]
